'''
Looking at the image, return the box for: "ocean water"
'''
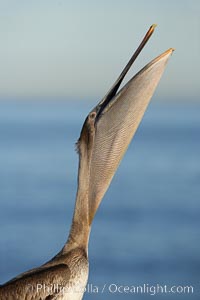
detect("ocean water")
[0,100,199,299]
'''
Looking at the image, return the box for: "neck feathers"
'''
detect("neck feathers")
[64,114,96,253]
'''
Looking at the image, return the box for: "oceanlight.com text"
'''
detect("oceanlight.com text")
[106,283,193,295]
[27,282,194,296]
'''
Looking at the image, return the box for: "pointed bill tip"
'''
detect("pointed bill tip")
[149,24,157,34]
[144,24,157,41]
[151,23,157,29]
[153,48,174,67]
[152,49,175,66]
[157,48,175,60]
[137,47,174,79]
[165,48,175,56]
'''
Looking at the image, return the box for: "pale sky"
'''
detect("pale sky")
[0,0,199,101]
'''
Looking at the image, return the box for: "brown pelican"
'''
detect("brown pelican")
[0,25,174,300]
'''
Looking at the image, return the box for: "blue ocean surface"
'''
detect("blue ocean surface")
[0,100,200,299]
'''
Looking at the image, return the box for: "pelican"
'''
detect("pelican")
[0,25,174,299]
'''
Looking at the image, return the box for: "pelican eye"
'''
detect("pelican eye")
[89,112,96,120]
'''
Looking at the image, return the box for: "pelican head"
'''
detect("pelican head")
[67,25,174,254]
